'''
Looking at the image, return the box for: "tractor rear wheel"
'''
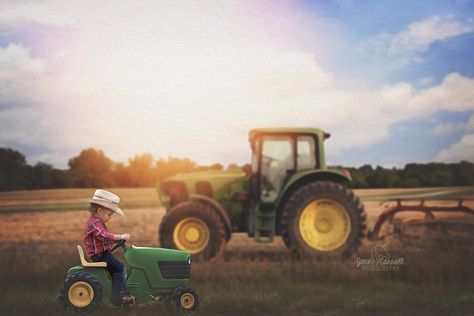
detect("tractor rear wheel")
[159,201,226,261]
[281,181,366,259]
[59,272,103,312]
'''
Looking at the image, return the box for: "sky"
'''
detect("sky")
[0,0,473,169]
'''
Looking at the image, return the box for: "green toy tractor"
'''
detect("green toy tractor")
[59,240,199,312]
[158,128,367,261]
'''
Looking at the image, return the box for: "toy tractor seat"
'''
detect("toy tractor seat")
[77,245,107,268]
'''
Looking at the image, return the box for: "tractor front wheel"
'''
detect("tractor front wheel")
[159,201,226,261]
[172,286,199,312]
[59,272,103,312]
[281,181,366,259]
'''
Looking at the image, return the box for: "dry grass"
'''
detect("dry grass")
[1,188,474,315]
[0,188,161,212]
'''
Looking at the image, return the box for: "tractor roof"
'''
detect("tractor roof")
[249,128,329,140]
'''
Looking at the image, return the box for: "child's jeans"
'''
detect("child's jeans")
[91,251,127,299]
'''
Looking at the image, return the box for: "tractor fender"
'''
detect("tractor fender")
[279,170,350,203]
[189,194,232,241]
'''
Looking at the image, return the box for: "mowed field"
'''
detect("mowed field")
[0,188,473,316]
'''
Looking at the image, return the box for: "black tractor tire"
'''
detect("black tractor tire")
[59,272,103,313]
[280,181,366,259]
[172,286,200,312]
[159,200,227,261]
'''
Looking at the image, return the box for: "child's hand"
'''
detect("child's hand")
[120,233,131,240]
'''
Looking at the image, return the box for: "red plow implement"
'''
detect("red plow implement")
[362,188,474,245]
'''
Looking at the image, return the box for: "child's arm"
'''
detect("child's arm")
[91,221,130,241]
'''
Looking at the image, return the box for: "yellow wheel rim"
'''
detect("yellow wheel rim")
[180,293,195,309]
[173,217,210,254]
[299,199,351,251]
[68,281,94,308]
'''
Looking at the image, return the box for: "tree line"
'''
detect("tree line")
[0,147,229,191]
[0,147,473,191]
[346,162,474,188]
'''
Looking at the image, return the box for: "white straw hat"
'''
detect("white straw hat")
[90,189,124,216]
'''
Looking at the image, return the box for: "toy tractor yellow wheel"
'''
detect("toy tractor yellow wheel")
[173,286,199,311]
[159,201,226,261]
[59,272,103,312]
[281,181,366,259]
[68,281,94,307]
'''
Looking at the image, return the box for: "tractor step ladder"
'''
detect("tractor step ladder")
[254,204,275,243]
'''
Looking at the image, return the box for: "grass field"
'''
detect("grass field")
[0,188,473,316]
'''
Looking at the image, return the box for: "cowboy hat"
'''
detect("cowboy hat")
[90,189,125,216]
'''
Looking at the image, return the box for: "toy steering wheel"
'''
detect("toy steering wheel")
[111,239,126,252]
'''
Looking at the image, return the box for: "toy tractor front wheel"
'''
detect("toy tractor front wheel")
[159,200,226,261]
[173,286,199,312]
[281,181,366,259]
[59,272,103,312]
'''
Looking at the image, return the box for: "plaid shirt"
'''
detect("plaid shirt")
[84,215,116,257]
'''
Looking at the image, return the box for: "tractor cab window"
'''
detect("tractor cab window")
[260,136,294,202]
[297,136,316,170]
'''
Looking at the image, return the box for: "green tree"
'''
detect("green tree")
[29,162,72,189]
[227,163,240,170]
[210,163,223,170]
[348,167,369,188]
[367,166,396,188]
[111,162,132,187]
[156,157,197,181]
[128,153,157,187]
[68,148,114,187]
[0,148,30,191]
[452,161,474,186]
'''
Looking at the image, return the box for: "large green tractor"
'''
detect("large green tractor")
[158,128,367,261]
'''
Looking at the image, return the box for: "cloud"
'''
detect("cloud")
[362,15,474,65]
[433,114,474,162]
[1,41,474,166]
[435,134,474,162]
[432,122,466,135]
[389,15,474,54]
[0,44,47,103]
[0,3,474,167]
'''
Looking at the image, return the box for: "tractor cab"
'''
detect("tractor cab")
[248,128,331,241]
[249,128,328,204]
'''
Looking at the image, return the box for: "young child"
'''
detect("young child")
[84,189,135,305]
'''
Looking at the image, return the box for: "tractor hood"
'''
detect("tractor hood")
[125,245,190,264]
[125,245,192,289]
[158,169,248,207]
[163,169,246,182]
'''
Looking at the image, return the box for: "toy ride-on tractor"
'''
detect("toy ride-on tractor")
[59,240,199,312]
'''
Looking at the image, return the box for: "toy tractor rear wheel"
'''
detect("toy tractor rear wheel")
[159,200,226,261]
[59,272,103,312]
[281,181,366,259]
[172,286,200,312]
